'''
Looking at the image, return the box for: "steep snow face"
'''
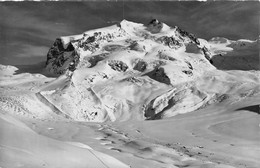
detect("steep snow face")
[41,20,258,122]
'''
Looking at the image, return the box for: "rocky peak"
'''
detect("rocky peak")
[147,19,164,33]
[45,19,213,76]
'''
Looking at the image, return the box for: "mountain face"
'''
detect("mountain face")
[46,19,212,75]
[42,20,259,122]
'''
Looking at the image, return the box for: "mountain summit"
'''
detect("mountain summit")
[46,19,213,75]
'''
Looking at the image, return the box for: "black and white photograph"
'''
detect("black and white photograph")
[0,0,259,168]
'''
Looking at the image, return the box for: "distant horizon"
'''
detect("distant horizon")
[0,1,259,65]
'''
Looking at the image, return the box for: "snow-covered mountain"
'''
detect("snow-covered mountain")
[46,19,213,75]
[38,19,259,122]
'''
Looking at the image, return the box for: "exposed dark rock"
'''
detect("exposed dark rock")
[144,67,171,85]
[128,41,145,52]
[68,62,76,71]
[66,42,75,51]
[157,51,177,61]
[79,35,99,53]
[182,70,193,76]
[46,38,75,65]
[149,19,160,25]
[157,36,181,49]
[86,36,96,43]
[147,19,163,33]
[176,27,200,45]
[185,61,193,70]
[144,90,176,119]
[150,60,167,69]
[133,59,147,72]
[123,77,142,84]
[202,46,211,61]
[108,60,128,72]
[176,27,189,37]
[79,32,119,53]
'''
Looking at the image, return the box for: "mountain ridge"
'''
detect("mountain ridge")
[45,19,213,75]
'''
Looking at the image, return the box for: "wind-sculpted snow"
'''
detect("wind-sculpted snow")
[39,20,260,122]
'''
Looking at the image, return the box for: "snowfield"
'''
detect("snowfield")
[0,20,259,168]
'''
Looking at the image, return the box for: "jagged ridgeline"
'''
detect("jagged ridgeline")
[42,19,216,122]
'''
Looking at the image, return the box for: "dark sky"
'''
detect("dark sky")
[0,1,259,65]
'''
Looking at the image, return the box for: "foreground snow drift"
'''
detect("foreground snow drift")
[0,112,129,168]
